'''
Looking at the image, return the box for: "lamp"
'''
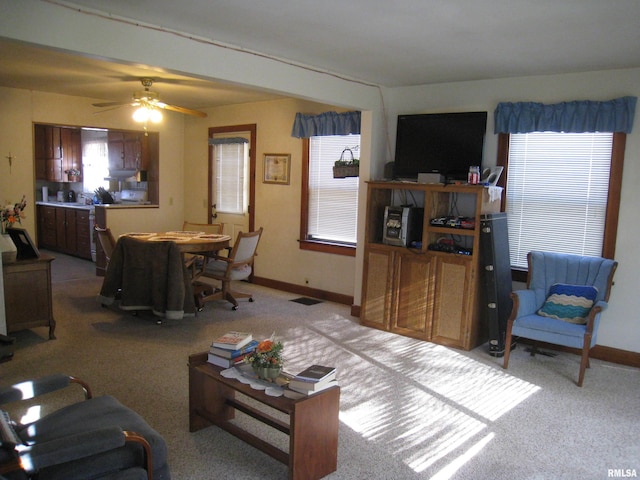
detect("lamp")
[132,104,163,123]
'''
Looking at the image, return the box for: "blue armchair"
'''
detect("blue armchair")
[503,251,617,386]
[0,374,170,479]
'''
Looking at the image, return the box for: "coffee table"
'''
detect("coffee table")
[188,352,340,480]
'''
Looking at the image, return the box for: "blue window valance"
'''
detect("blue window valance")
[208,137,249,145]
[494,96,637,134]
[291,111,361,138]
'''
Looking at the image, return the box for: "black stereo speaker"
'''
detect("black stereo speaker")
[384,162,395,180]
[479,213,513,357]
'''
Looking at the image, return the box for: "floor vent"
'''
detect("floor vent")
[290,297,323,306]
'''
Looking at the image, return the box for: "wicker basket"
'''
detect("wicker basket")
[333,165,359,178]
[333,148,359,178]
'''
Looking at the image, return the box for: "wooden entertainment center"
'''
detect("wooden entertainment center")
[360,181,500,350]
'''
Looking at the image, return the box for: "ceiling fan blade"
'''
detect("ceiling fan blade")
[158,102,208,118]
[92,101,132,108]
[93,105,129,114]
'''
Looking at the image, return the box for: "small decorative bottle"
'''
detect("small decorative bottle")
[468,166,480,185]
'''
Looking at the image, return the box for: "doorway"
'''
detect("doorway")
[208,125,256,241]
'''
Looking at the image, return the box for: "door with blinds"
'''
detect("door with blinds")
[208,125,256,241]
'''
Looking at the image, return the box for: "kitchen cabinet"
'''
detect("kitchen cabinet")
[56,207,77,254]
[75,209,92,259]
[108,131,143,171]
[35,124,159,204]
[37,205,58,249]
[36,205,92,260]
[61,127,82,180]
[360,181,500,350]
[34,125,82,182]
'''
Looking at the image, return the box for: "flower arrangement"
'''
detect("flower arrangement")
[65,168,81,176]
[1,195,26,234]
[245,338,284,373]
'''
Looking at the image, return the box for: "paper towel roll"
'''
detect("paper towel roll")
[42,186,49,201]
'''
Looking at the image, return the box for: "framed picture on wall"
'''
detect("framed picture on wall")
[263,154,291,185]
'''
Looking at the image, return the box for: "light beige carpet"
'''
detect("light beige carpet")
[2,251,639,479]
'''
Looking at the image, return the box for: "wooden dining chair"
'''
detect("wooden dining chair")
[181,222,225,280]
[94,225,116,267]
[194,227,263,311]
[182,221,224,235]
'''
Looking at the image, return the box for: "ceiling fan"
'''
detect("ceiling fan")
[92,77,207,121]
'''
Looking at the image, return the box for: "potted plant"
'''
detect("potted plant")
[245,338,284,381]
[333,148,359,178]
[1,195,26,263]
[65,168,82,182]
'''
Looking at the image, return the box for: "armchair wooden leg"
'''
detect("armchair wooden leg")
[503,293,519,370]
[577,336,591,387]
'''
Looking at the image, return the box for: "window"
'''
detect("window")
[499,132,625,274]
[81,129,110,193]
[300,134,360,256]
[211,138,249,214]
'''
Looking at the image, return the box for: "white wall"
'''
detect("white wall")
[384,69,640,352]
[183,98,357,294]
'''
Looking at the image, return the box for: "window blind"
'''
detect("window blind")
[506,132,613,269]
[212,141,248,214]
[308,135,360,243]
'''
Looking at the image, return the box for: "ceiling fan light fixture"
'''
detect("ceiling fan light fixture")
[133,104,163,123]
[132,105,150,122]
[94,77,207,120]
[149,108,163,123]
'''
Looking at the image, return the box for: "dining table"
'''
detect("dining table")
[120,230,231,254]
[98,230,231,320]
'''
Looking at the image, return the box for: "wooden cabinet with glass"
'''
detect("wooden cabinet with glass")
[360,181,500,350]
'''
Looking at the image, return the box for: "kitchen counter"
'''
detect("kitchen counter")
[36,201,95,211]
[94,203,157,209]
[36,201,158,210]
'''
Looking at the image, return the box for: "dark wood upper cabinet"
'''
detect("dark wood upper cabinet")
[34,123,159,205]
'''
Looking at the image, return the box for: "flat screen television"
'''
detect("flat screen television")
[393,111,488,182]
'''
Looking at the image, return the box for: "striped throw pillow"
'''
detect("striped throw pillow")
[538,283,598,324]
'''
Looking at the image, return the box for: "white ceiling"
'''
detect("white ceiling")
[1,0,640,109]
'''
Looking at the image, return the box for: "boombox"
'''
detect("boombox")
[382,206,423,247]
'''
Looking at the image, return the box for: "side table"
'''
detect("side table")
[188,352,340,480]
[2,255,56,339]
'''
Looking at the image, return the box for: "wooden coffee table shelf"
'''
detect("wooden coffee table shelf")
[188,352,340,480]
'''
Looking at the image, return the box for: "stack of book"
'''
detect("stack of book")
[284,364,338,399]
[207,331,257,368]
